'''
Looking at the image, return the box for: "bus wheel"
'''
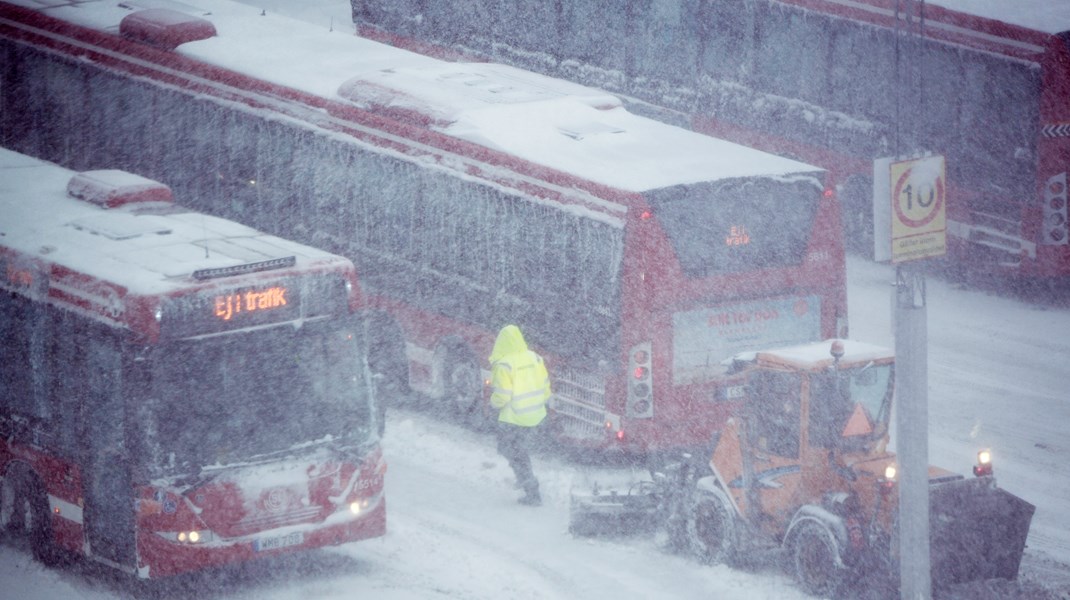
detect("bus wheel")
[437,343,486,429]
[790,521,845,598]
[365,313,411,406]
[4,469,64,567]
[687,489,736,565]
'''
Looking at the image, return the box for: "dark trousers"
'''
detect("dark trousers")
[496,422,539,497]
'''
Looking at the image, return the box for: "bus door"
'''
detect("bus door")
[81,335,136,567]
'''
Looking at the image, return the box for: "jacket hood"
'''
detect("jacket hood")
[489,324,528,364]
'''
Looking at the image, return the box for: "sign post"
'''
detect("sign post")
[874,153,946,600]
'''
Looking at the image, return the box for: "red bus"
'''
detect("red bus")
[350,0,1070,279]
[0,2,846,459]
[0,148,385,578]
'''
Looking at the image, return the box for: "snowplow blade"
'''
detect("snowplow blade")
[568,484,659,537]
[928,476,1035,587]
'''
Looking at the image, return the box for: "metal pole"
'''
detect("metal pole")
[895,264,932,600]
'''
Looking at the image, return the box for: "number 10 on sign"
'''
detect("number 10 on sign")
[890,155,947,263]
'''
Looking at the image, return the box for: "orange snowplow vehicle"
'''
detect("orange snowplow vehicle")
[570,340,1034,597]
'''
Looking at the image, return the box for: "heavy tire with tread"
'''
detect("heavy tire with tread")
[2,468,65,567]
[436,343,489,430]
[790,520,846,598]
[687,489,736,565]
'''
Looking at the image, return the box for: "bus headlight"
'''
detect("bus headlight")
[159,529,214,544]
[349,499,371,515]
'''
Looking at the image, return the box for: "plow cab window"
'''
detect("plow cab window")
[809,363,893,451]
[746,370,801,459]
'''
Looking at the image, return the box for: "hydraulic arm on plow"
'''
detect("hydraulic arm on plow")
[569,340,1034,598]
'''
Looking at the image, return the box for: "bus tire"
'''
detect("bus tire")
[3,468,64,567]
[790,520,846,598]
[435,341,487,430]
[364,312,411,407]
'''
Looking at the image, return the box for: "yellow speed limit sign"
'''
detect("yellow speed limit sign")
[890,155,946,263]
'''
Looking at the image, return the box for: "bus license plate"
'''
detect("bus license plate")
[254,531,304,552]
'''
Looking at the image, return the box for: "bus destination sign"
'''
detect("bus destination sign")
[162,280,303,339]
[214,286,288,321]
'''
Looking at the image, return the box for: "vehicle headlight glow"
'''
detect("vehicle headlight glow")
[974,449,994,477]
[349,498,371,515]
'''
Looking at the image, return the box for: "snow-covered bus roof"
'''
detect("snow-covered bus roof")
[0,148,351,297]
[905,0,1070,36]
[6,0,824,194]
[780,0,1070,43]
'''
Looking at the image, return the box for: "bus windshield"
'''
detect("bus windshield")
[146,318,373,476]
[646,176,821,277]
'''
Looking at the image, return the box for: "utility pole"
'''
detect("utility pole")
[894,2,933,599]
[895,265,931,600]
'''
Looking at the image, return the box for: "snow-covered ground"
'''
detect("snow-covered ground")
[3,255,1069,599]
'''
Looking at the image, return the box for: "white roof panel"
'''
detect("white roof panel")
[8,0,824,193]
[0,148,346,296]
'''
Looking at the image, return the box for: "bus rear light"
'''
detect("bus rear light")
[627,341,654,419]
[1042,172,1067,246]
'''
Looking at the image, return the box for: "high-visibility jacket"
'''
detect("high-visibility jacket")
[489,325,551,427]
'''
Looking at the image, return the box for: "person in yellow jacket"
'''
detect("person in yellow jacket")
[489,324,551,506]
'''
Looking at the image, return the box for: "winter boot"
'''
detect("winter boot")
[518,479,541,506]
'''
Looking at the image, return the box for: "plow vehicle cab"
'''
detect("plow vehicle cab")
[570,339,1034,598]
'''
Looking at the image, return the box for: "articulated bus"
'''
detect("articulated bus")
[0,1,846,459]
[0,148,385,577]
[351,0,1070,279]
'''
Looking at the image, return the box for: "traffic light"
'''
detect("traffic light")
[627,342,654,418]
[1042,172,1067,245]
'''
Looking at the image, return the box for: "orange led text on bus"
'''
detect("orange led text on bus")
[214,287,288,321]
[726,225,751,246]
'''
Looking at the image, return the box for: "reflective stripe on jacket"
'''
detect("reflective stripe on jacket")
[489,325,551,427]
